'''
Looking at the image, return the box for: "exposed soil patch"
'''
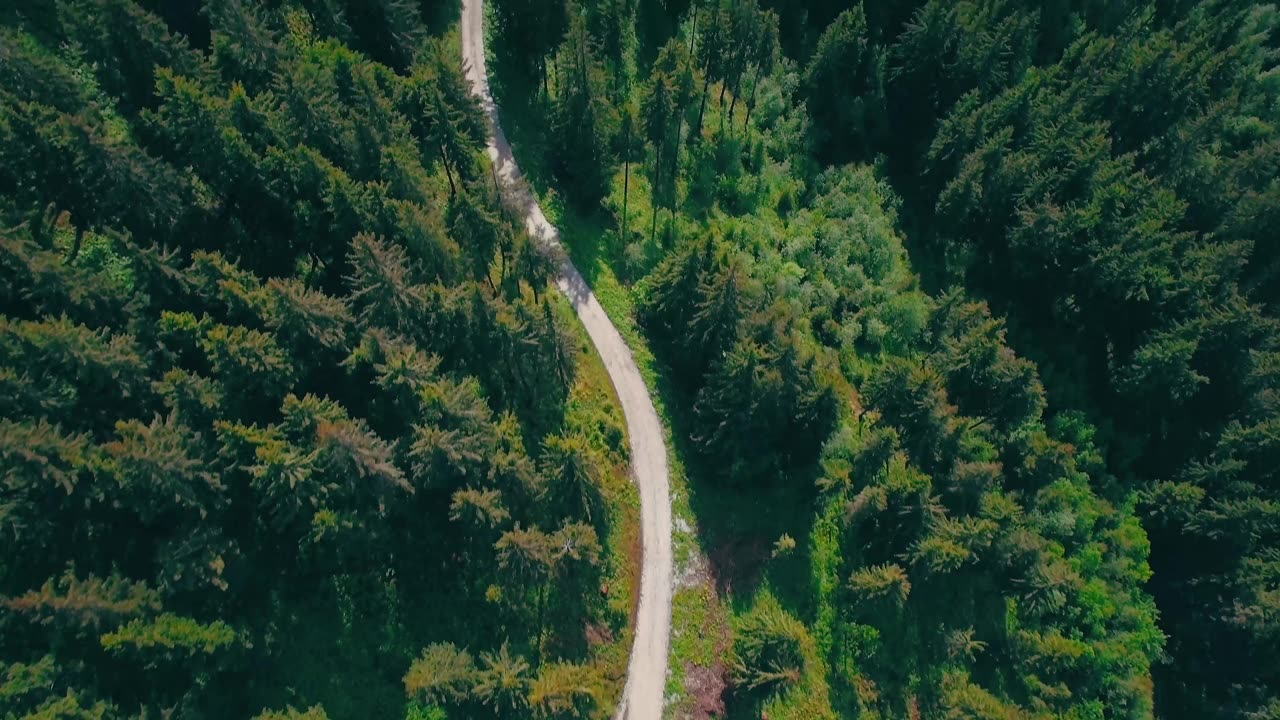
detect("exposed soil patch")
[585,622,614,649]
[683,660,729,719]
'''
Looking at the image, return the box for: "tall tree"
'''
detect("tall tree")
[804,4,887,162]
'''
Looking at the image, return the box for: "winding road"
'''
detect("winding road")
[459,2,674,718]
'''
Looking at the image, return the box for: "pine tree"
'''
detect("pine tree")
[551,11,617,204]
[205,0,280,92]
[2,568,161,636]
[346,233,429,335]
[404,643,476,707]
[472,642,530,715]
[804,4,887,162]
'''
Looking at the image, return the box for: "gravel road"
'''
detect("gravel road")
[459,3,674,717]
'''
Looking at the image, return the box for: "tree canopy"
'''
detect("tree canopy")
[0,2,633,718]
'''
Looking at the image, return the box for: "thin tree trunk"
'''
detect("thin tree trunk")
[652,137,664,210]
[536,581,547,666]
[441,147,456,197]
[668,119,681,192]
[695,73,711,138]
[728,71,743,124]
[548,306,570,387]
[688,1,699,55]
[34,203,55,249]
[718,81,729,132]
[650,202,659,244]
[744,75,760,129]
[68,227,84,262]
[622,156,630,243]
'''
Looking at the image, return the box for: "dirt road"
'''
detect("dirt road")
[459,2,673,717]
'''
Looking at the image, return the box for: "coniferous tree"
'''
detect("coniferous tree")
[804,4,886,162]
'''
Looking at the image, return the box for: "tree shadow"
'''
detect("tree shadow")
[638,340,825,624]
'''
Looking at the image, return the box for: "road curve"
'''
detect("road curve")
[459,2,673,718]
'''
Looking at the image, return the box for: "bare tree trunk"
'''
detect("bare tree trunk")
[536,581,547,666]
[33,203,56,249]
[668,119,681,192]
[718,81,729,132]
[744,75,760,129]
[695,73,711,138]
[652,135,664,210]
[688,1,699,55]
[441,147,456,197]
[728,71,743,124]
[68,227,84,262]
[498,240,509,288]
[621,155,630,243]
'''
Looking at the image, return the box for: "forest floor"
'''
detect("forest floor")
[460,1,676,718]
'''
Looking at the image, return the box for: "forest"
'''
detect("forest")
[0,0,641,718]
[484,0,1278,717]
[1,0,1277,719]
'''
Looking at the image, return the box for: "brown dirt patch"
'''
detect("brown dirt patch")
[682,660,728,719]
[585,622,614,649]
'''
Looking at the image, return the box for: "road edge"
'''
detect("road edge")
[458,3,674,718]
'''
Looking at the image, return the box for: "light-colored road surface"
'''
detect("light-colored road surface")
[459,2,673,718]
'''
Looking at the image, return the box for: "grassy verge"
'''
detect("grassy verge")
[549,289,643,706]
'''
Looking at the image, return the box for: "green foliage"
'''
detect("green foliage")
[0,3,630,716]
[551,10,619,205]
[861,1,1280,715]
[547,14,1167,706]
[100,613,238,659]
[253,706,331,720]
[472,642,530,714]
[404,643,476,706]
[848,563,911,609]
[528,662,604,718]
[3,568,160,634]
[731,591,811,697]
[803,4,886,162]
